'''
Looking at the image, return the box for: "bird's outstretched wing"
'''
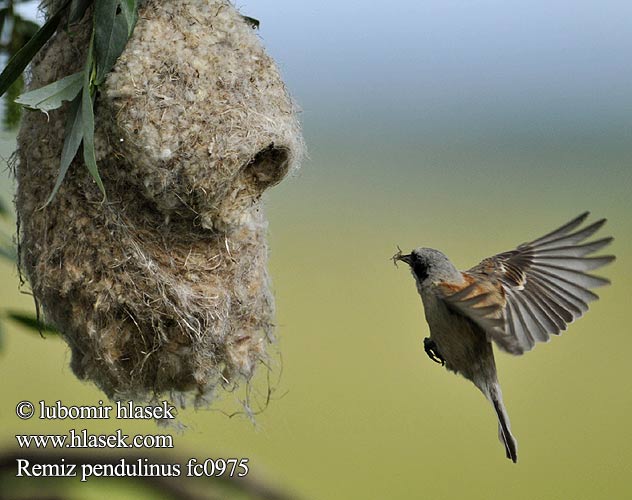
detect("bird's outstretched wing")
[438,212,614,355]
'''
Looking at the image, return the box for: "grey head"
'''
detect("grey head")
[394,247,463,286]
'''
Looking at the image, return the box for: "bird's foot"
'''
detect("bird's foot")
[424,338,445,366]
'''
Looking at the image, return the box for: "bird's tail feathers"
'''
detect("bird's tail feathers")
[486,383,518,463]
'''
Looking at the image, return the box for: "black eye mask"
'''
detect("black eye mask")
[412,259,429,282]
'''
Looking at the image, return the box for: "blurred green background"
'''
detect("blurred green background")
[1,1,631,499]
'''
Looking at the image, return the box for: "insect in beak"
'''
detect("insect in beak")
[392,247,412,266]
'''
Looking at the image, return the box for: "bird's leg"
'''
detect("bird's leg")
[424,337,445,366]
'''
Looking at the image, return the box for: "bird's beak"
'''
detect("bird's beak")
[397,254,412,265]
[392,248,412,266]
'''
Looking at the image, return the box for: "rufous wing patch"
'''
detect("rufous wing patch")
[436,275,506,333]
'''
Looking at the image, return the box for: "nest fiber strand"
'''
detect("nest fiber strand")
[16,0,303,400]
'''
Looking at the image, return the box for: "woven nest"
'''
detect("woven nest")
[15,0,304,401]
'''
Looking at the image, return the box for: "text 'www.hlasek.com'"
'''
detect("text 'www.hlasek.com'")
[14,400,249,482]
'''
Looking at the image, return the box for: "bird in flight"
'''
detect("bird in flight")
[394,212,614,463]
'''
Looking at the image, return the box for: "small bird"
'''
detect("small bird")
[393,212,614,463]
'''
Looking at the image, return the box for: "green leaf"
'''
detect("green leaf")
[118,0,138,35]
[0,0,71,98]
[15,71,83,112]
[41,94,84,207]
[69,0,93,24]
[94,0,138,85]
[82,34,106,198]
[6,311,59,335]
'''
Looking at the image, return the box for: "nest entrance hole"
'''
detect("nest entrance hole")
[242,143,290,192]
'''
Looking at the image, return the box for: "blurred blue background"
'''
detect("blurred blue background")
[1,1,631,499]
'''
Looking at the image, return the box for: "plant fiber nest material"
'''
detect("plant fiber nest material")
[16,0,303,400]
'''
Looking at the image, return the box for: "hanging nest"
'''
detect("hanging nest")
[15,0,304,401]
